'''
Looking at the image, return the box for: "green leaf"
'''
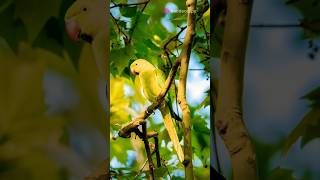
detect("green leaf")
[110,138,132,164]
[132,13,151,40]
[0,0,13,13]
[287,0,320,38]
[154,167,167,178]
[170,13,186,25]
[301,120,320,147]
[14,0,62,42]
[0,5,27,51]
[287,0,320,20]
[196,93,210,110]
[0,42,68,180]
[283,108,320,153]
[267,167,296,180]
[252,139,284,179]
[110,45,135,74]
[302,86,320,107]
[120,6,137,17]
[191,115,210,166]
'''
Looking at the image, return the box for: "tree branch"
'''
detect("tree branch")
[215,0,257,179]
[109,12,129,43]
[176,0,197,179]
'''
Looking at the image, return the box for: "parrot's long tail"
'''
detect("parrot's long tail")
[160,104,184,163]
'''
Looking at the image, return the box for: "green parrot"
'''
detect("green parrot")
[64,0,108,80]
[130,59,184,163]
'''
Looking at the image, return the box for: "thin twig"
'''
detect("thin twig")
[200,18,210,48]
[163,161,172,180]
[133,159,149,179]
[163,26,187,51]
[250,23,301,28]
[141,122,155,180]
[128,0,150,43]
[154,136,161,167]
[109,12,129,42]
[110,0,150,9]
[189,68,205,71]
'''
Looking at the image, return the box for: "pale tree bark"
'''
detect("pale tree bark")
[177,0,197,179]
[214,0,257,179]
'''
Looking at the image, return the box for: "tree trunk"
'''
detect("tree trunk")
[214,0,257,179]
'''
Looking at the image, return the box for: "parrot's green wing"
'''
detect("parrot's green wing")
[154,68,166,89]
[155,68,182,122]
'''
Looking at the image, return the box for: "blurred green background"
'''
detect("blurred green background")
[0,0,107,179]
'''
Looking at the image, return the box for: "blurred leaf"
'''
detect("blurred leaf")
[131,13,151,41]
[110,77,130,129]
[14,0,62,42]
[0,41,66,180]
[0,0,13,13]
[287,0,320,38]
[284,86,320,152]
[283,108,320,153]
[196,93,210,110]
[267,167,296,180]
[110,138,131,164]
[194,167,210,179]
[252,139,284,179]
[191,114,210,166]
[33,16,82,70]
[154,167,167,178]
[110,45,135,74]
[0,5,27,51]
[287,0,320,20]
[302,86,320,107]
[301,19,320,39]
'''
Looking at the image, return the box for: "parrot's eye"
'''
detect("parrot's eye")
[82,7,87,11]
[135,63,138,65]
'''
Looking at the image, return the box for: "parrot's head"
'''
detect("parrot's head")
[64,0,107,43]
[130,59,155,75]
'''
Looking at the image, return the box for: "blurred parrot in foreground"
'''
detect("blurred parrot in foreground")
[64,0,108,81]
[64,0,109,176]
[130,59,184,163]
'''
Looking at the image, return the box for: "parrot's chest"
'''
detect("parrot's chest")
[139,74,161,102]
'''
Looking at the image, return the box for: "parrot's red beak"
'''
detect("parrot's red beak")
[65,19,81,42]
[130,68,136,75]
